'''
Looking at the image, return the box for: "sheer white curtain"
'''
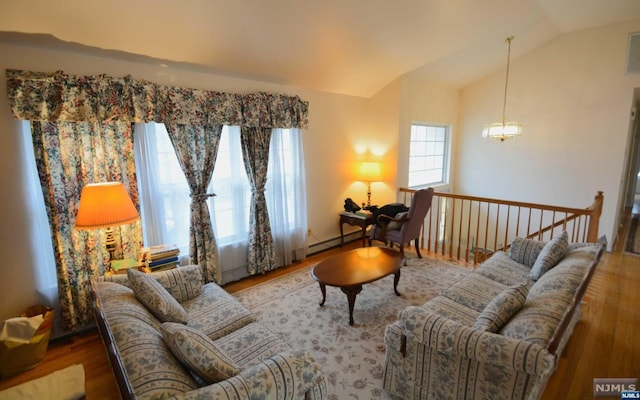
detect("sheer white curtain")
[134,123,191,262]
[19,121,58,312]
[266,128,308,266]
[207,126,252,282]
[134,124,307,283]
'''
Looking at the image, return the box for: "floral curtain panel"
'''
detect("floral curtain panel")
[241,127,276,275]
[6,69,309,128]
[31,121,141,331]
[165,123,223,283]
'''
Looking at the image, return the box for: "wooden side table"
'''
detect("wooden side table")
[339,212,375,247]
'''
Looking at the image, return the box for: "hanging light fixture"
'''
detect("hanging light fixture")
[482,36,523,141]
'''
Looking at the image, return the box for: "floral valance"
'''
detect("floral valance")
[6,69,308,129]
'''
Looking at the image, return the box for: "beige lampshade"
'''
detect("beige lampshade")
[75,182,139,229]
[359,161,382,182]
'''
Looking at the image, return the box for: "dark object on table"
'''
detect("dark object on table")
[372,203,409,226]
[344,197,361,212]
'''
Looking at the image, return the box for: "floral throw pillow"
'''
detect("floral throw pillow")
[529,231,569,281]
[473,284,528,333]
[161,322,240,384]
[127,268,187,324]
[509,237,546,267]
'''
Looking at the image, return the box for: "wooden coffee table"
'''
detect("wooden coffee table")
[310,247,402,325]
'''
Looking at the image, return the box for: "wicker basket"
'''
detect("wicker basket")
[0,305,54,379]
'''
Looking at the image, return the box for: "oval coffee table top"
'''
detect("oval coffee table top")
[310,247,402,287]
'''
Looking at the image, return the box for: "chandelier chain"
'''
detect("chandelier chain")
[502,36,514,125]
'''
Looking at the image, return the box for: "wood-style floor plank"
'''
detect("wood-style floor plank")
[1,234,638,399]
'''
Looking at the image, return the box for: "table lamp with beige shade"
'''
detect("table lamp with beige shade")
[359,161,382,208]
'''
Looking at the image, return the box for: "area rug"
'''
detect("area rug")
[0,364,84,400]
[625,214,640,254]
[233,255,471,400]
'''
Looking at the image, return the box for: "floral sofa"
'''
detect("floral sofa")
[91,265,327,400]
[383,233,606,400]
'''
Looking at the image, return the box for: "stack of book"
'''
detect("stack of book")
[110,258,143,275]
[140,244,180,272]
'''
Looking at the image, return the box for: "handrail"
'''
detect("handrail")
[399,188,604,265]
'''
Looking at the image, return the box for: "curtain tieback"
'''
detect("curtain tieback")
[190,192,216,201]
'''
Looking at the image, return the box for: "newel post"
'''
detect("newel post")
[586,191,604,243]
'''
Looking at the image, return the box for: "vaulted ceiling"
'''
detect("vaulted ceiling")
[1,0,640,97]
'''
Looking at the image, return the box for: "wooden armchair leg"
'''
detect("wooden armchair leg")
[400,245,407,266]
[415,238,422,259]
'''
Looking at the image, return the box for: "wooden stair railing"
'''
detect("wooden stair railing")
[399,188,604,265]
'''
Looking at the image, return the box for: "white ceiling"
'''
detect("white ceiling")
[1,0,640,97]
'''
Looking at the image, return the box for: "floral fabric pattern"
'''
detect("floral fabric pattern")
[96,264,204,302]
[161,322,240,384]
[474,251,532,286]
[183,284,256,341]
[473,284,528,332]
[509,237,547,267]
[241,127,276,275]
[6,69,309,128]
[31,120,142,331]
[166,123,222,283]
[91,281,199,398]
[212,322,293,370]
[529,231,569,280]
[127,268,188,323]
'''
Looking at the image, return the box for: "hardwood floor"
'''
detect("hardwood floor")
[1,233,638,399]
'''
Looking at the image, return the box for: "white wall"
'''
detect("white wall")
[396,78,460,192]
[456,19,640,247]
[0,43,393,321]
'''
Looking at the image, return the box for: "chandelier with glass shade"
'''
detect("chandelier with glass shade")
[482,36,523,142]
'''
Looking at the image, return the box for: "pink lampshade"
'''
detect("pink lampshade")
[75,182,139,229]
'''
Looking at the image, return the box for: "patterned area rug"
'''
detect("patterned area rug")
[626,214,640,254]
[233,254,471,400]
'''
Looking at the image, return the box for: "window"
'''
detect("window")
[134,123,307,278]
[408,123,449,188]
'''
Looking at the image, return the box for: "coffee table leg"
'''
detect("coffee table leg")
[393,270,401,296]
[340,285,363,325]
[318,283,327,306]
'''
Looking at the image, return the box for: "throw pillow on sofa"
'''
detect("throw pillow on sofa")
[529,231,569,281]
[473,284,529,333]
[386,211,409,230]
[160,322,240,384]
[509,237,546,267]
[127,268,188,324]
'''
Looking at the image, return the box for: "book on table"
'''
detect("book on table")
[110,258,143,274]
[340,211,371,219]
[141,244,179,260]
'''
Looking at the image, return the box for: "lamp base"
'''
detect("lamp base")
[366,182,372,207]
[105,227,117,272]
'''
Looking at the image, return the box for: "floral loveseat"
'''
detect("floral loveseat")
[91,265,327,400]
[383,232,606,400]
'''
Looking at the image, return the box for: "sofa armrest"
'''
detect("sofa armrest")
[173,350,327,400]
[399,306,554,376]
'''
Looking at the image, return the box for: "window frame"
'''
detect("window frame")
[407,122,450,189]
